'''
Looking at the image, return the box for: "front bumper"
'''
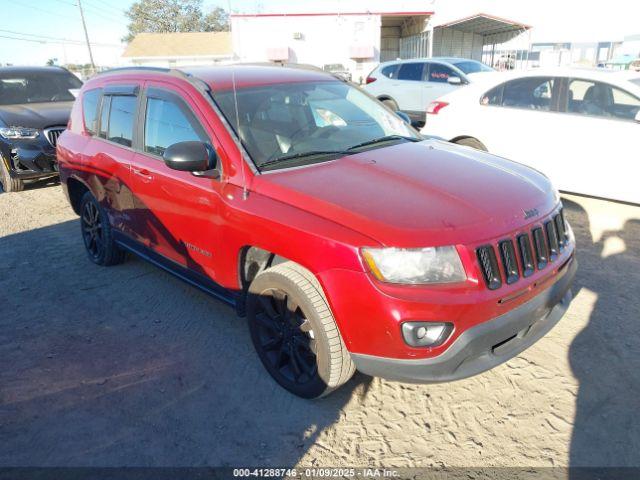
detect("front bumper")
[1,140,58,180]
[351,256,576,383]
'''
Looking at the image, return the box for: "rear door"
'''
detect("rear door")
[128,81,226,280]
[472,76,565,184]
[423,62,462,104]
[556,77,640,202]
[83,84,140,237]
[394,62,426,113]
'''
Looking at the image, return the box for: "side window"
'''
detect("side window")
[481,85,503,106]
[427,64,460,83]
[397,63,425,81]
[381,65,399,79]
[144,95,206,156]
[82,88,101,135]
[501,77,555,111]
[106,95,136,147]
[98,95,111,139]
[567,79,640,120]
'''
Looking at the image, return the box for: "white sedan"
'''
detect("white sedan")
[421,68,640,204]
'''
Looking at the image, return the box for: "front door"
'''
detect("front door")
[128,82,225,281]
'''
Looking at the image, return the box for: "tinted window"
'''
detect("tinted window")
[82,89,101,135]
[427,63,460,83]
[452,60,493,74]
[0,70,82,105]
[381,65,399,79]
[501,77,555,111]
[397,63,424,81]
[107,95,136,147]
[144,96,205,156]
[567,79,640,120]
[98,95,110,139]
[481,85,503,105]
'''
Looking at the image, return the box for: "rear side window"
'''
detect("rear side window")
[566,79,640,121]
[397,63,425,81]
[144,96,206,156]
[82,88,101,135]
[427,64,460,83]
[381,65,399,79]
[105,95,136,147]
[483,77,556,111]
[98,96,110,139]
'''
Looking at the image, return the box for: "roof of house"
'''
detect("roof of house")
[122,32,232,58]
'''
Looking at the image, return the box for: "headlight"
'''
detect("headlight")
[0,127,39,140]
[361,246,466,284]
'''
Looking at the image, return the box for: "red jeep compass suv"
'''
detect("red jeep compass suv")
[57,66,576,398]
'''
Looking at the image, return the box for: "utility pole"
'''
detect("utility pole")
[77,0,96,71]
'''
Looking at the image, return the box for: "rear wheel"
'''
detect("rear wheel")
[79,191,126,266]
[454,137,487,151]
[247,262,355,398]
[0,158,24,192]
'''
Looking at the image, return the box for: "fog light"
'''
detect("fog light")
[401,322,453,347]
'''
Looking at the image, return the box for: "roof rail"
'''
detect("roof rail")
[96,66,175,76]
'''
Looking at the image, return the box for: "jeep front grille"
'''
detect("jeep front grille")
[476,208,569,290]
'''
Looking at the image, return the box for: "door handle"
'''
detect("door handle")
[132,167,153,183]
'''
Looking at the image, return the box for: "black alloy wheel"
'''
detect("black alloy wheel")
[81,199,104,261]
[252,288,318,385]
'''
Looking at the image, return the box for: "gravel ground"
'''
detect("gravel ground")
[0,183,639,468]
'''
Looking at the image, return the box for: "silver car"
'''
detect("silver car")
[364,57,493,125]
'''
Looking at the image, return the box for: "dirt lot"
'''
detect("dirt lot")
[1,183,639,468]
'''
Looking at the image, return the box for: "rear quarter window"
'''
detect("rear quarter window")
[82,88,101,135]
[381,65,399,79]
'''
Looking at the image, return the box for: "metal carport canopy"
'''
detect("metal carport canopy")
[437,13,531,39]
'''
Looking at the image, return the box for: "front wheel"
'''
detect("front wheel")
[79,192,126,266]
[0,158,24,192]
[247,262,355,398]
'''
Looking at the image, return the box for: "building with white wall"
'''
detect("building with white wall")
[231,8,433,84]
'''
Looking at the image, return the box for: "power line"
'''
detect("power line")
[0,29,121,47]
[8,0,78,20]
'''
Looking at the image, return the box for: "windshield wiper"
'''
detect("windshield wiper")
[258,150,348,171]
[345,135,420,152]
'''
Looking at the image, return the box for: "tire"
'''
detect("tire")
[454,137,487,151]
[246,261,355,398]
[0,157,24,192]
[79,191,126,266]
[380,98,399,111]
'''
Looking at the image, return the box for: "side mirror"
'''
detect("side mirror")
[635,110,640,123]
[163,141,219,178]
[447,76,463,86]
[395,111,412,125]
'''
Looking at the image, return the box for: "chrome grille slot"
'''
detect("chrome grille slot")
[532,227,548,269]
[554,209,567,248]
[499,240,519,285]
[477,245,502,290]
[517,233,535,278]
[545,220,559,261]
[45,127,65,148]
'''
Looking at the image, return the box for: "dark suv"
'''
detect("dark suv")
[57,66,576,398]
[0,66,81,192]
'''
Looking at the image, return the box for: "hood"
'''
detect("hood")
[253,140,557,247]
[0,101,73,129]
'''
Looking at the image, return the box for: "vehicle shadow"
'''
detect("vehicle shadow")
[563,198,640,469]
[0,219,372,467]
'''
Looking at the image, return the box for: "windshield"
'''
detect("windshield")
[213,81,418,169]
[452,60,494,75]
[0,70,82,105]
